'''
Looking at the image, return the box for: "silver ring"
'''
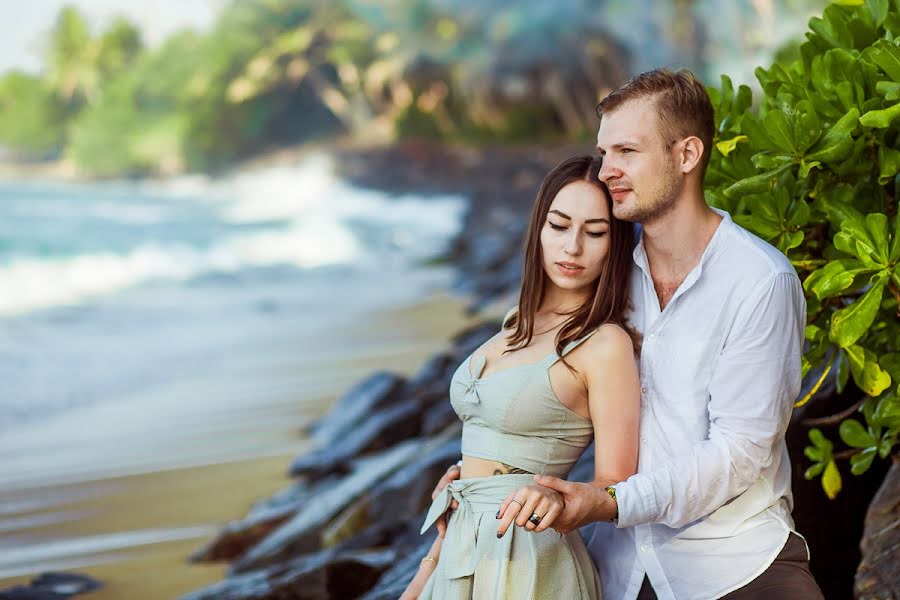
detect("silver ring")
[510,499,525,508]
[529,513,542,525]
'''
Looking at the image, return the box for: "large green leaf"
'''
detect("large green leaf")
[846,343,893,395]
[865,213,891,263]
[733,214,782,240]
[865,0,890,26]
[860,101,900,127]
[805,259,871,300]
[876,80,900,100]
[840,418,877,448]
[850,447,877,474]
[723,163,793,198]
[795,101,822,154]
[833,213,888,267]
[811,6,856,49]
[868,39,900,80]
[873,391,900,429]
[879,145,900,184]
[740,113,780,152]
[830,274,887,347]
[806,107,859,163]
[763,110,799,153]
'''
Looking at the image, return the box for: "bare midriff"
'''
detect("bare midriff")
[460,455,533,479]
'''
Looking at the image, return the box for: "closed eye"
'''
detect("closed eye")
[548,223,566,231]
[587,232,607,238]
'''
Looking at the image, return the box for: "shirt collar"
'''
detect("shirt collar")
[631,207,732,285]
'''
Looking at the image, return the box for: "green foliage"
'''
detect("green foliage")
[0,0,626,173]
[0,71,64,156]
[708,0,900,498]
[96,17,143,80]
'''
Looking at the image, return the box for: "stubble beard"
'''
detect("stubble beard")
[611,165,681,225]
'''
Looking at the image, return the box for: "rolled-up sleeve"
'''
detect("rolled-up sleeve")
[615,271,805,529]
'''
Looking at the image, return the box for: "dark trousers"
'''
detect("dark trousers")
[636,533,824,599]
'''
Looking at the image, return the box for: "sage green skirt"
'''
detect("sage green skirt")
[419,473,602,600]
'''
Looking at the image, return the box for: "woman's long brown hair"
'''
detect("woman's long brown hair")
[504,155,638,358]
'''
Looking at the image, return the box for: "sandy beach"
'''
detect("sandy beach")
[0,293,473,599]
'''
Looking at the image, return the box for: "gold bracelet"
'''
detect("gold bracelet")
[420,555,438,566]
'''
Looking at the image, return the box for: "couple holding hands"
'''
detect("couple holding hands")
[403,69,825,600]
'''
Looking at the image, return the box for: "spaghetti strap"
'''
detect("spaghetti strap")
[543,327,603,369]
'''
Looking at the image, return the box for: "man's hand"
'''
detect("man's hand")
[431,464,461,537]
[531,475,616,534]
[495,483,565,537]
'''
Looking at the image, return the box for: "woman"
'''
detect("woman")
[403,155,641,599]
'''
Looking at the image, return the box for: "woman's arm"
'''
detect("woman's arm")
[584,324,641,486]
[529,324,641,531]
[399,535,443,600]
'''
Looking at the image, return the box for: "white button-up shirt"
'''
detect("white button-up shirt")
[587,210,807,599]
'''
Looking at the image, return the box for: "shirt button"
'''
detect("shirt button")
[640,544,649,552]
[641,437,648,445]
[641,386,648,394]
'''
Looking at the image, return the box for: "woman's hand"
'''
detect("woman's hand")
[495,483,565,537]
[431,464,461,537]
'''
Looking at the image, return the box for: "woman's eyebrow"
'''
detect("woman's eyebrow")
[549,209,608,224]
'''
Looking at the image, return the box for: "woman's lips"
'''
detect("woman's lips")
[556,262,584,276]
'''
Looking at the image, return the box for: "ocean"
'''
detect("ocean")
[0,153,466,437]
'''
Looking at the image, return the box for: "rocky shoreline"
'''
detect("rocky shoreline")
[3,141,896,600]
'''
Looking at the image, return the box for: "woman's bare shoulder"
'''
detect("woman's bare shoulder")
[580,323,636,363]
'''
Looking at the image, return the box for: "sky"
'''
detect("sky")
[1,0,224,75]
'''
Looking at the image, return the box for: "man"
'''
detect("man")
[434,69,824,599]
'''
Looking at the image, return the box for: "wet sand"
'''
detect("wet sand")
[0,294,473,599]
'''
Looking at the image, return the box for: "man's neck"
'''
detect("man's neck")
[641,193,722,309]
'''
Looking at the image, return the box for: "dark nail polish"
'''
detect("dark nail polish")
[495,511,500,519]
[496,532,503,538]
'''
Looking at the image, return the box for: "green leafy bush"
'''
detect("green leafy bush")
[706,0,899,499]
[0,71,64,157]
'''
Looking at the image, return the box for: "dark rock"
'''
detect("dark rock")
[855,457,900,600]
[369,436,462,525]
[179,547,396,600]
[306,372,406,448]
[421,401,459,436]
[358,535,437,600]
[291,399,423,479]
[407,353,456,399]
[449,321,502,361]
[190,474,343,563]
[232,439,425,573]
[321,432,461,548]
[0,572,102,600]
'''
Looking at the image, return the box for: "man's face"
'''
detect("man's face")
[595,98,682,224]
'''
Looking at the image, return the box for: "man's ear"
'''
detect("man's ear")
[677,136,704,174]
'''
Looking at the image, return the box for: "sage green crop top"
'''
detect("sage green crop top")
[449,329,598,478]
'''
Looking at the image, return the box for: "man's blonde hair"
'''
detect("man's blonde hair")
[598,68,715,176]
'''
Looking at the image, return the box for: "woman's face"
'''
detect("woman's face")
[540,180,611,295]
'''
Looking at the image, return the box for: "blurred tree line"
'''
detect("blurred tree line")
[0,0,631,177]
